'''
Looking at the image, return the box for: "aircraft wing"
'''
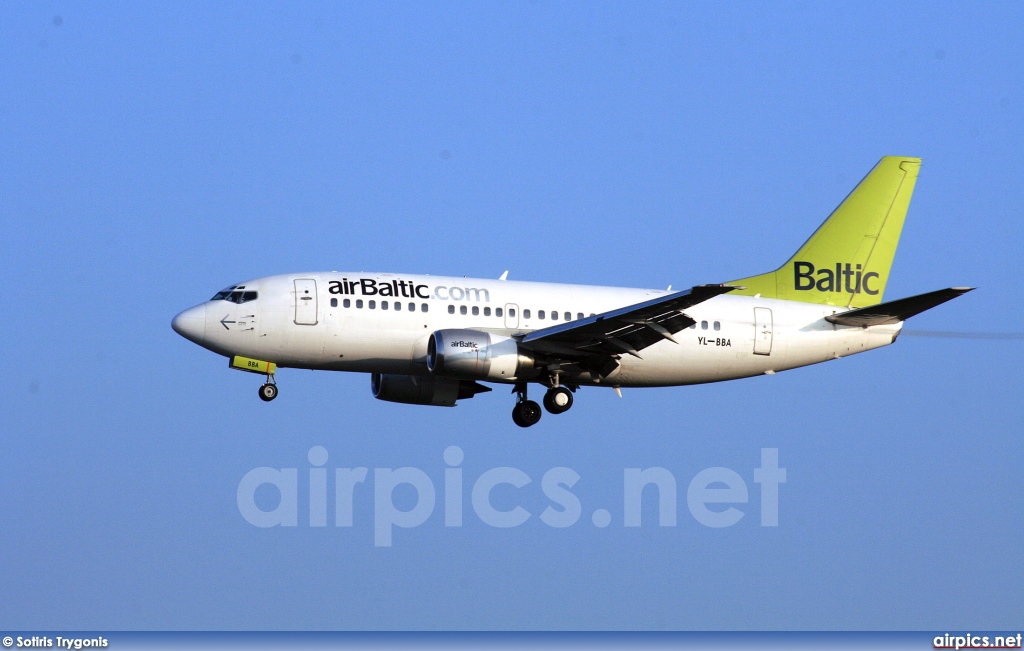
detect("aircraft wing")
[518,284,738,376]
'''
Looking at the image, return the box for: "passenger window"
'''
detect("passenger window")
[577,313,583,320]
[714,321,720,331]
[484,307,491,316]
[344,299,351,308]
[448,305,455,314]
[496,307,503,317]
[330,298,338,307]
[408,302,415,312]
[524,309,531,319]
[551,311,558,321]
[460,305,467,315]
[356,300,363,308]
[472,306,479,316]
[421,303,428,312]
[688,323,696,329]
[538,310,545,320]
[701,320,708,330]
[381,301,388,310]
[394,302,401,311]
[369,300,376,309]
[565,312,571,321]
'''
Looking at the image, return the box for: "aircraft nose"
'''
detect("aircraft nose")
[172,304,207,344]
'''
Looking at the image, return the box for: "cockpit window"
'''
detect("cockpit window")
[211,286,236,300]
[229,291,257,304]
[211,286,258,303]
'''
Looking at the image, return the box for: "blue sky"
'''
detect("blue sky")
[1,1,1021,630]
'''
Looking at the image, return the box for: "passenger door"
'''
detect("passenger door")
[753,307,773,355]
[294,279,318,325]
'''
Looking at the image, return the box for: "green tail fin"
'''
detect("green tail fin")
[729,156,921,308]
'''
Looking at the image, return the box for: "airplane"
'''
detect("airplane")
[172,156,972,427]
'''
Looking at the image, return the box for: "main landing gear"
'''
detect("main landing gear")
[258,375,278,402]
[511,378,576,427]
[543,386,574,414]
[511,382,542,428]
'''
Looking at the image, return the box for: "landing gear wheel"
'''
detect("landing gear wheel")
[258,383,278,402]
[543,386,574,414]
[512,400,542,428]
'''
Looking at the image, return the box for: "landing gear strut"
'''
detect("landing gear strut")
[511,382,542,428]
[258,375,278,402]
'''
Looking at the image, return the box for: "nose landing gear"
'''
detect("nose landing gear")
[511,382,542,428]
[258,375,278,402]
[228,356,279,402]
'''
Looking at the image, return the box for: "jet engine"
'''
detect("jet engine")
[427,329,536,381]
[371,373,490,407]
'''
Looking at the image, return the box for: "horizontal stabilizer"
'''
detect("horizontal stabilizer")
[825,287,974,327]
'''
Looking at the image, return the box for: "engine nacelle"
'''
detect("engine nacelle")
[427,329,535,381]
[371,373,490,407]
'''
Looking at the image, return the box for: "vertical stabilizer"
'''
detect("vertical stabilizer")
[729,156,921,308]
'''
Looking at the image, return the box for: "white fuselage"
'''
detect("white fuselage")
[173,272,902,387]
